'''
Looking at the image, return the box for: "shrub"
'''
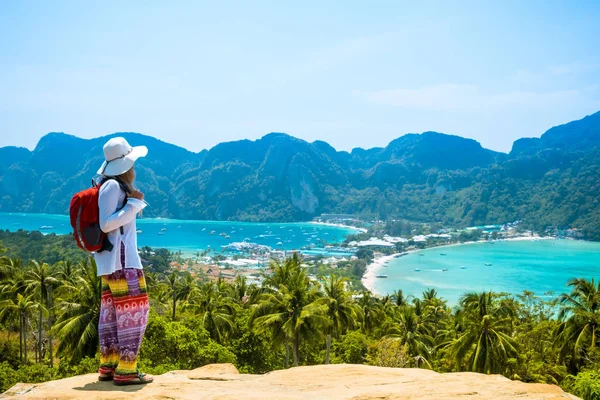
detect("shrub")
[331,331,370,364]
[366,338,411,368]
[563,371,600,400]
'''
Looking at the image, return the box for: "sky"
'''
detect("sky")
[1,0,600,154]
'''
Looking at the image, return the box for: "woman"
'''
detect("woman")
[94,137,153,385]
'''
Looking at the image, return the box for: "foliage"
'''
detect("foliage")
[366,338,411,368]
[0,232,599,399]
[563,370,600,400]
[330,331,370,364]
[0,230,86,265]
[140,312,235,370]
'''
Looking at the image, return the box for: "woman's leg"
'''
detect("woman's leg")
[98,275,119,377]
[106,268,149,383]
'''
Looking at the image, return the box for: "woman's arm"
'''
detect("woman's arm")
[98,180,146,233]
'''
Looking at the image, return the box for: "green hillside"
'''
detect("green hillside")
[0,111,599,238]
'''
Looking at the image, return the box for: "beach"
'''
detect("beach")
[310,221,368,233]
[361,253,398,292]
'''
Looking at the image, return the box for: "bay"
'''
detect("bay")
[0,212,356,256]
[369,239,600,305]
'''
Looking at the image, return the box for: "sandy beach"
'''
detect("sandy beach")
[310,221,368,233]
[361,236,557,294]
[361,253,398,292]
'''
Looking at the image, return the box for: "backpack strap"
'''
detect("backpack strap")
[99,177,130,235]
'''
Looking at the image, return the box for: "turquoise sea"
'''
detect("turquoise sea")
[0,213,356,256]
[369,240,600,305]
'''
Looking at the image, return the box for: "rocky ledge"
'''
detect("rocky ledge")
[2,363,579,399]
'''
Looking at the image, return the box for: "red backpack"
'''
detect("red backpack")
[69,178,126,252]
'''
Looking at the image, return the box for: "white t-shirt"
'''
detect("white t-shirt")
[93,179,147,276]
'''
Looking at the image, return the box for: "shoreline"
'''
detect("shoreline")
[362,236,557,295]
[309,221,368,233]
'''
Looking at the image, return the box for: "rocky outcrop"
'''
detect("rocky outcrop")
[2,363,579,400]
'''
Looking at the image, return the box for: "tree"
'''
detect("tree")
[447,292,517,374]
[186,283,236,343]
[392,306,434,368]
[24,260,59,365]
[320,275,358,364]
[164,271,196,320]
[356,291,384,335]
[52,258,102,363]
[0,293,37,364]
[554,278,600,372]
[251,255,328,366]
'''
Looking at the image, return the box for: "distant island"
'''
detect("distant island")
[0,110,599,240]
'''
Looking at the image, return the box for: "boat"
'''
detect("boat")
[158,231,166,235]
[219,232,227,237]
[209,230,215,235]
[39,226,54,230]
[460,266,466,269]
[160,228,167,231]
[136,229,143,234]
[225,235,231,239]
[414,268,421,271]
[440,253,447,256]
[442,268,448,272]
[484,263,492,266]
[375,274,388,278]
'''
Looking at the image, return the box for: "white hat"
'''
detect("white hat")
[97,137,148,176]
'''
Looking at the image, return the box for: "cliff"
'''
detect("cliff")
[2,363,579,399]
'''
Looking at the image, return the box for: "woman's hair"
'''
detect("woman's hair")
[116,167,136,193]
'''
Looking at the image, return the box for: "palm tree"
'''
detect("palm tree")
[186,282,236,343]
[357,291,384,335]
[0,256,23,281]
[320,275,358,364]
[446,292,517,374]
[164,271,196,320]
[54,260,79,286]
[233,275,249,304]
[554,278,600,371]
[420,289,448,342]
[0,293,37,364]
[53,258,102,363]
[0,258,26,298]
[25,260,60,364]
[393,306,434,368]
[150,282,172,316]
[251,256,328,366]
[393,289,409,307]
[256,253,304,366]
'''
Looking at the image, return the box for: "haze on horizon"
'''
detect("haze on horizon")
[1,0,600,153]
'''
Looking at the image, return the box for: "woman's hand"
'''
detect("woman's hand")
[130,189,144,201]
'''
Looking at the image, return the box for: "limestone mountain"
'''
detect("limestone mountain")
[0,111,599,239]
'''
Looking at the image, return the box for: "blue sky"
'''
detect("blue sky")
[1,0,599,153]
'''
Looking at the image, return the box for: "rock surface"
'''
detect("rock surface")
[2,363,580,400]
